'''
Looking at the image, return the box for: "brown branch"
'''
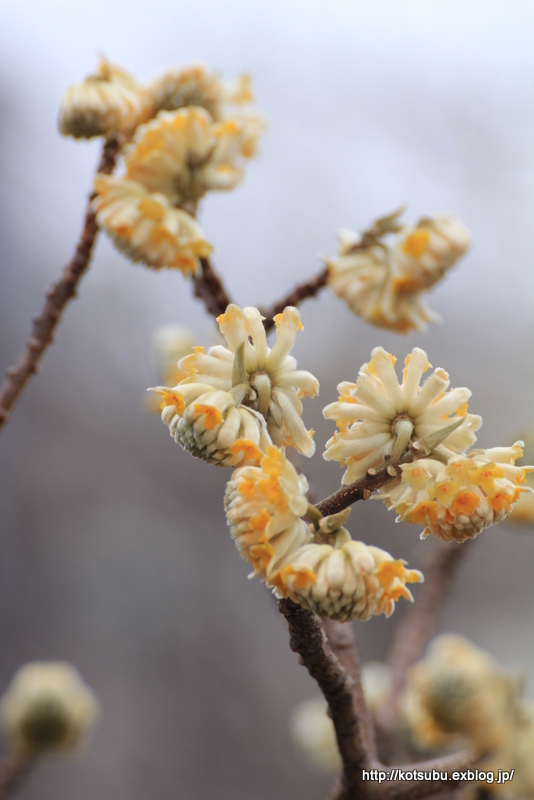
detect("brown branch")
[0,135,122,434]
[278,598,373,794]
[0,753,35,799]
[379,539,473,733]
[261,266,328,332]
[315,447,423,517]
[191,256,233,318]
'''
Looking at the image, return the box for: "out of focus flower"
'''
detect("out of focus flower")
[361,662,393,713]
[323,346,481,485]
[92,176,211,272]
[225,447,422,620]
[402,635,520,754]
[377,442,532,543]
[290,697,342,774]
[225,446,312,578]
[0,662,99,755]
[145,325,196,414]
[123,106,264,207]
[326,211,470,333]
[271,526,423,621]
[152,305,318,463]
[146,63,255,120]
[393,215,471,291]
[58,56,144,139]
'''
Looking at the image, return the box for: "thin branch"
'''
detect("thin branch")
[278,598,372,793]
[379,539,473,732]
[0,135,122,434]
[323,619,379,765]
[315,448,422,517]
[0,753,35,799]
[191,256,233,318]
[261,266,329,332]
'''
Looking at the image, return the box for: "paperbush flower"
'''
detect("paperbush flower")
[224,446,312,577]
[402,635,519,753]
[326,212,470,332]
[123,106,264,207]
[0,662,99,755]
[377,442,533,543]
[323,346,481,485]
[152,305,318,464]
[92,176,211,272]
[58,57,144,139]
[225,447,422,621]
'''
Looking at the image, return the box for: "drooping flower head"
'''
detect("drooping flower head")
[377,442,533,543]
[58,56,144,139]
[122,106,264,207]
[150,306,318,466]
[92,176,212,272]
[0,662,99,755]
[401,635,520,753]
[323,346,481,485]
[326,210,470,333]
[225,447,422,621]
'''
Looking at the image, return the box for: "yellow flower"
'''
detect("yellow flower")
[401,635,520,754]
[224,446,312,577]
[155,304,318,461]
[0,662,99,755]
[378,443,533,543]
[58,56,144,139]
[92,176,212,272]
[323,346,481,484]
[123,106,264,206]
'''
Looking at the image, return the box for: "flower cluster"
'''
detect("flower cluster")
[224,446,423,621]
[0,662,99,755]
[323,346,481,484]
[402,635,521,754]
[327,211,470,333]
[378,443,532,543]
[151,305,319,466]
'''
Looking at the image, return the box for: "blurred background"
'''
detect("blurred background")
[1,1,534,797]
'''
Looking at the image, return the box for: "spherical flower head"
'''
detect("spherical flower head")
[152,304,319,467]
[92,176,212,272]
[401,635,519,753]
[58,56,143,139]
[378,442,533,543]
[123,107,265,207]
[392,214,471,292]
[323,346,481,485]
[0,662,99,756]
[224,446,312,578]
[327,232,439,333]
[146,63,225,119]
[270,528,423,621]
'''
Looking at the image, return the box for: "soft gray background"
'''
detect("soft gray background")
[1,1,534,798]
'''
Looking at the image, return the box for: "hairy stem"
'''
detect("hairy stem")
[0,753,35,799]
[192,256,233,318]
[261,267,328,332]
[0,135,122,434]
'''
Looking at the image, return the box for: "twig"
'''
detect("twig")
[0,753,35,799]
[191,256,233,318]
[0,135,122,434]
[261,266,329,332]
[380,539,473,732]
[315,448,422,517]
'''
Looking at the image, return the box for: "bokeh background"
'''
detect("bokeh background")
[1,1,534,797]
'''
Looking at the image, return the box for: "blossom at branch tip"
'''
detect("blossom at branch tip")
[0,662,99,755]
[58,56,144,139]
[376,442,533,543]
[145,62,255,121]
[401,635,520,754]
[152,305,318,462]
[326,211,470,332]
[123,106,264,207]
[225,446,312,577]
[92,176,212,272]
[323,346,481,485]
[224,447,422,621]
